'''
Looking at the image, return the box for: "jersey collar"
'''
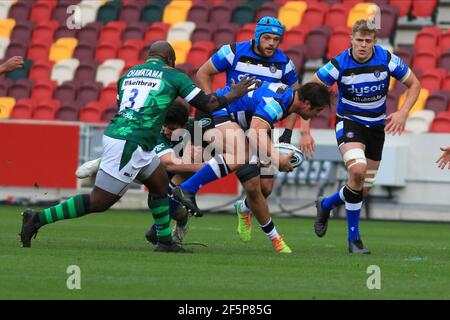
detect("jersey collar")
[348,47,376,65]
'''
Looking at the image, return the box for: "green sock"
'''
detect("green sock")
[38,194,90,225]
[149,196,172,243]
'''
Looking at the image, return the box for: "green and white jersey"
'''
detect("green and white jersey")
[104,58,201,151]
[154,118,195,157]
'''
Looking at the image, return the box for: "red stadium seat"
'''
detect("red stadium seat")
[255,2,281,22]
[27,43,50,61]
[419,69,446,94]
[377,4,399,39]
[30,2,55,24]
[33,105,58,120]
[117,40,144,61]
[280,25,307,50]
[213,23,239,48]
[425,91,449,114]
[389,0,412,17]
[235,23,256,43]
[324,4,350,29]
[144,22,170,44]
[31,21,58,46]
[413,51,437,71]
[414,27,441,53]
[31,80,57,101]
[175,63,196,80]
[212,72,226,91]
[394,47,414,67]
[430,112,450,133]
[187,1,212,25]
[99,21,126,47]
[29,60,54,82]
[11,99,35,119]
[186,41,215,68]
[79,102,104,123]
[412,0,437,18]
[95,42,119,63]
[327,26,351,60]
[301,2,328,30]
[101,106,117,123]
[442,73,450,91]
[99,84,118,106]
[122,22,148,41]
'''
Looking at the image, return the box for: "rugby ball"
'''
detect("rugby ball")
[273,143,305,168]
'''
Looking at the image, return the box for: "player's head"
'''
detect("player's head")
[254,16,284,58]
[290,82,331,120]
[148,40,176,67]
[163,102,189,140]
[351,19,377,63]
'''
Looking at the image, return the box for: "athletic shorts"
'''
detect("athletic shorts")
[335,116,385,161]
[96,135,160,195]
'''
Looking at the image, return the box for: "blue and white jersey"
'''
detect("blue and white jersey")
[214,81,294,130]
[317,45,410,126]
[210,40,298,86]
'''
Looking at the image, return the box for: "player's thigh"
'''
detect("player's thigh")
[138,162,169,197]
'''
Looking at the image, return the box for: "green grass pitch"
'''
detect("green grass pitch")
[1,204,449,300]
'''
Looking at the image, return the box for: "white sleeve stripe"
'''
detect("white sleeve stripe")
[400,68,411,83]
[329,66,339,80]
[183,87,202,102]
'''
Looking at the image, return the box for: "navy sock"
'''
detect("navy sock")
[181,155,230,193]
[343,185,363,242]
[322,186,345,212]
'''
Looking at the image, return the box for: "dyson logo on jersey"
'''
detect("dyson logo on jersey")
[348,83,385,96]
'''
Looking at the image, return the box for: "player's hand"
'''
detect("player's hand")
[1,56,24,73]
[229,75,258,99]
[385,110,408,136]
[299,131,315,160]
[436,146,450,170]
[278,150,294,172]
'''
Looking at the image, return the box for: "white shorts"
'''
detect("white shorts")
[100,135,158,184]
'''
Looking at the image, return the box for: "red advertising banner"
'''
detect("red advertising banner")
[0,122,80,189]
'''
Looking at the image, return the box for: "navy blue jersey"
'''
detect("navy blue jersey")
[210,40,298,86]
[317,45,410,126]
[214,81,294,130]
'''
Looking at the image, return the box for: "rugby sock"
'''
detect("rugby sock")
[322,187,345,212]
[343,185,363,242]
[240,197,251,214]
[180,155,230,193]
[260,218,279,240]
[37,194,90,225]
[176,214,189,227]
[148,195,172,243]
[168,182,178,218]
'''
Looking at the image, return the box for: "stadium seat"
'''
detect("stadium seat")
[413,51,437,71]
[31,80,57,101]
[411,0,437,18]
[280,25,308,51]
[167,22,196,42]
[404,110,435,134]
[347,3,380,28]
[73,43,96,63]
[10,21,34,44]
[53,81,78,102]
[5,58,32,81]
[186,41,215,68]
[394,47,414,67]
[77,21,102,45]
[96,59,125,86]
[54,25,78,41]
[51,58,80,85]
[163,1,192,26]
[98,21,126,46]
[212,72,226,91]
[144,22,170,45]
[191,23,217,43]
[283,45,305,73]
[208,3,233,24]
[99,83,118,106]
[30,1,55,24]
[235,23,256,43]
[0,38,9,59]
[31,21,58,46]
[74,61,99,82]
[52,1,75,26]
[187,1,212,25]
[49,37,78,63]
[232,3,256,26]
[389,0,411,17]
[8,2,31,21]
[414,28,441,53]
[122,22,148,41]
[324,3,350,29]
[77,81,102,105]
[377,4,398,39]
[419,69,446,94]
[301,2,328,30]
[101,106,117,123]
[443,74,450,91]
[175,63,196,80]
[425,91,449,114]
[78,0,103,27]
[0,1,15,20]
[0,19,16,38]
[79,102,104,123]
[398,88,429,116]
[29,60,54,82]
[255,2,281,22]
[11,98,34,119]
[33,102,59,121]
[430,111,450,133]
[4,40,28,59]
[117,40,144,61]
[96,0,121,25]
[119,2,144,24]
[278,1,308,30]
[327,26,351,60]
[8,79,33,100]
[95,41,119,63]
[386,92,399,115]
[171,40,192,65]
[140,3,166,24]
[0,77,12,96]
[438,52,450,72]
[213,24,239,48]
[56,103,79,121]
[0,97,15,119]
[304,26,331,60]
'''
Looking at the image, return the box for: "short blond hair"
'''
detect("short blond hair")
[352,19,377,38]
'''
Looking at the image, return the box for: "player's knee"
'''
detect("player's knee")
[348,166,366,185]
[243,180,262,198]
[261,183,273,198]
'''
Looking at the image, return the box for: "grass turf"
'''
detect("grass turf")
[1,204,449,300]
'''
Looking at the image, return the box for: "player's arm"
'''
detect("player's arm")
[249,117,294,172]
[0,56,24,75]
[278,81,300,144]
[196,60,219,94]
[159,152,204,174]
[385,70,421,135]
